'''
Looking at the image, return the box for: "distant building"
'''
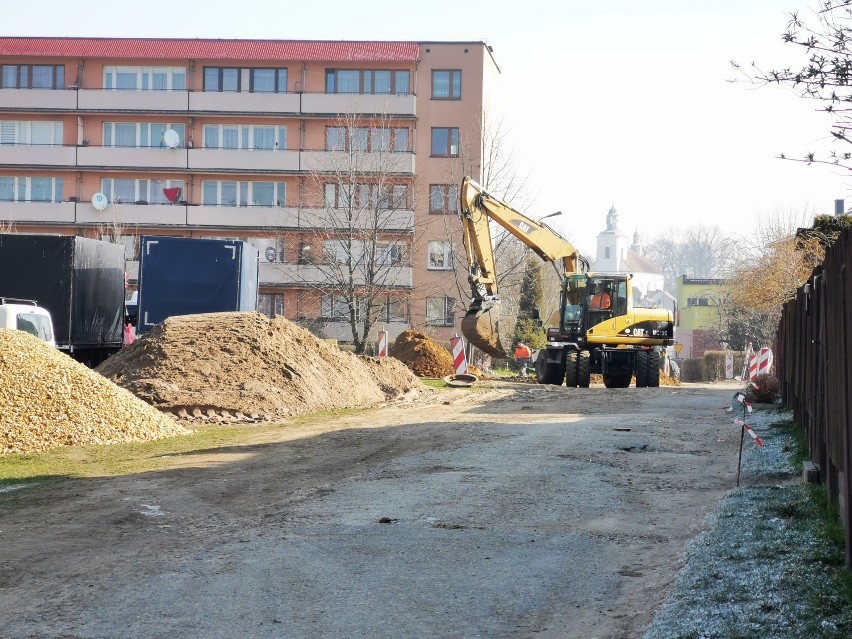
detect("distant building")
[589,205,668,310]
[675,276,728,358]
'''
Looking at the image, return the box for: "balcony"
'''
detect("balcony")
[76,202,188,226]
[188,148,299,172]
[77,89,188,113]
[189,91,301,114]
[259,262,412,287]
[301,93,416,117]
[187,204,290,228]
[0,201,76,224]
[77,146,188,170]
[0,88,76,111]
[300,150,415,174]
[0,145,77,168]
[311,319,410,343]
[295,207,413,232]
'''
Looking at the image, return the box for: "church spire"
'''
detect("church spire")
[606,204,619,232]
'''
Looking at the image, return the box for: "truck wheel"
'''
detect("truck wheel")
[565,351,579,387]
[636,351,649,388]
[648,350,661,387]
[577,350,591,388]
[535,349,564,385]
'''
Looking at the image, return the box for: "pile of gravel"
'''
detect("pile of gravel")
[0,329,188,455]
[389,330,455,377]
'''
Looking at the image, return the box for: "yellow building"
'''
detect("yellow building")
[0,37,500,344]
[675,276,727,358]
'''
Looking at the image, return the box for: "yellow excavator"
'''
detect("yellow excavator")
[458,176,674,388]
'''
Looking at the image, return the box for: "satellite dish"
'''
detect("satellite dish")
[92,192,108,211]
[163,129,180,149]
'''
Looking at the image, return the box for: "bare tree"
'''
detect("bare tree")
[731,1,852,175]
[645,225,734,293]
[295,111,417,354]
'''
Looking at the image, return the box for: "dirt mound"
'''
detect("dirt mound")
[389,330,455,378]
[0,329,188,456]
[96,312,425,423]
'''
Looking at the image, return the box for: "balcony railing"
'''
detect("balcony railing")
[0,145,77,167]
[259,262,412,287]
[0,88,416,117]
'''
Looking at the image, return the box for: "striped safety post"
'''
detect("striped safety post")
[450,335,468,375]
[748,354,758,380]
[757,347,773,375]
[377,330,388,357]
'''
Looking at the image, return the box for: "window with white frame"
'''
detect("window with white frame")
[102,122,186,148]
[1,64,65,89]
[320,295,355,320]
[429,184,458,214]
[258,293,284,318]
[203,67,287,93]
[324,126,409,152]
[103,66,186,91]
[376,242,407,266]
[427,241,453,270]
[0,121,63,146]
[203,124,286,150]
[323,183,408,210]
[0,176,63,202]
[325,69,410,95]
[100,178,184,204]
[432,70,461,99]
[201,180,286,207]
[426,297,456,326]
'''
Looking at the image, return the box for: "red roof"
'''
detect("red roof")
[0,38,420,62]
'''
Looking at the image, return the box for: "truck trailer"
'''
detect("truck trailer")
[0,234,125,365]
[136,236,259,334]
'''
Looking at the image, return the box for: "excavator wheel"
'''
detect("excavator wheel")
[565,351,579,387]
[635,351,649,388]
[577,350,591,388]
[648,350,661,387]
[535,349,565,385]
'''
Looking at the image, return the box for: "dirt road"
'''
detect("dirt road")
[0,382,741,639]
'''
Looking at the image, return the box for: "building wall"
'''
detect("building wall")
[0,38,498,346]
[675,275,727,358]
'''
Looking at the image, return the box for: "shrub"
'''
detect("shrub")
[745,373,781,403]
[703,350,726,381]
[681,358,705,382]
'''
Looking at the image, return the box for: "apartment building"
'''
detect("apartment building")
[0,37,500,344]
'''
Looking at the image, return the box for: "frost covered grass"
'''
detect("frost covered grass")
[643,404,852,639]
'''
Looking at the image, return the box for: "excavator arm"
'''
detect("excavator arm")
[458,177,587,357]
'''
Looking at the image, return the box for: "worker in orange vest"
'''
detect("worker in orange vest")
[589,285,612,310]
[514,341,532,377]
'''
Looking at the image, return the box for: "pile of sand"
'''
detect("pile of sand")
[96,312,424,423]
[0,329,188,456]
[389,330,456,378]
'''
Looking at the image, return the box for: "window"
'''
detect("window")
[323,183,408,210]
[202,124,286,150]
[103,122,186,148]
[325,69,410,95]
[604,247,610,259]
[0,121,63,146]
[428,241,453,270]
[321,295,354,320]
[431,127,459,157]
[376,243,407,266]
[201,180,286,207]
[432,70,461,99]
[1,65,64,89]
[100,178,184,204]
[429,184,458,214]
[103,66,186,91]
[203,67,287,93]
[687,297,713,307]
[258,293,284,318]
[325,126,409,152]
[426,297,456,326]
[0,176,62,202]
[250,238,286,263]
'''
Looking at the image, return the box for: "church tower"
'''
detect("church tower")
[594,205,629,272]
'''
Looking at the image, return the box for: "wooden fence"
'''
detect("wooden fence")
[778,227,852,567]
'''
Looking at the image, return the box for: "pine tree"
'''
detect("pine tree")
[513,253,546,348]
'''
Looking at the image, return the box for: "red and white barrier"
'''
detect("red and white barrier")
[734,418,764,447]
[748,355,758,380]
[377,330,388,357]
[757,347,773,376]
[450,336,468,375]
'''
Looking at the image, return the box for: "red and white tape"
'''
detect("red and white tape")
[734,418,764,447]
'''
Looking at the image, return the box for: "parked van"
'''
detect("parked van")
[0,297,56,347]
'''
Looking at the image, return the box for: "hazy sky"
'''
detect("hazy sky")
[4,0,845,256]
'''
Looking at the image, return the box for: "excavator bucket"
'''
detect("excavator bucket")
[461,300,508,358]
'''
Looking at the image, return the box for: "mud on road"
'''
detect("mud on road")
[0,382,742,639]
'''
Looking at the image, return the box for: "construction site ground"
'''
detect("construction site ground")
[0,379,746,639]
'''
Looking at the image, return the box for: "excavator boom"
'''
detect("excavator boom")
[458,177,586,357]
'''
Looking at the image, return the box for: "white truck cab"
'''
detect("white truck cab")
[0,297,56,347]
